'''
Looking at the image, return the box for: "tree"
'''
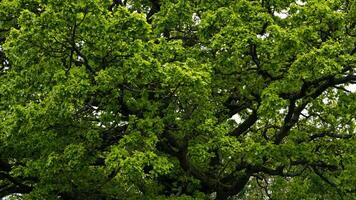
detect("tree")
[0,0,355,199]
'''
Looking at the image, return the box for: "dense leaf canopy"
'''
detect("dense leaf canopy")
[1,0,356,199]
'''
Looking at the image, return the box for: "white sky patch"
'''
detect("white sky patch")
[322,98,330,105]
[200,45,210,51]
[2,194,22,200]
[301,108,309,118]
[346,84,356,93]
[231,113,242,124]
[76,40,84,48]
[273,0,306,19]
[278,108,286,114]
[296,0,306,6]
[192,13,201,25]
[274,10,288,19]
[77,55,84,62]
[257,33,270,39]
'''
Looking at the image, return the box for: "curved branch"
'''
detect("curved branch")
[312,167,344,199]
[275,74,356,144]
[0,172,32,198]
[231,110,258,136]
[146,0,161,24]
[310,132,353,141]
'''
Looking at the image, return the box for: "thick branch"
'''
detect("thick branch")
[72,46,95,76]
[275,74,356,144]
[249,44,281,80]
[0,172,32,198]
[310,132,353,140]
[231,110,258,136]
[274,101,307,144]
[312,167,344,199]
[146,0,161,23]
[0,160,11,172]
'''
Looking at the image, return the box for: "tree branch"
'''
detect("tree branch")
[0,172,32,198]
[274,101,307,144]
[310,132,352,141]
[312,167,344,199]
[146,0,161,23]
[231,110,258,136]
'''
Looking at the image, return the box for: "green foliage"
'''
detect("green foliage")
[0,0,355,199]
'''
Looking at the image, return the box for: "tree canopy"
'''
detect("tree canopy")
[0,0,356,199]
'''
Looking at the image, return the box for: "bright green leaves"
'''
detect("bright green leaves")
[163,59,211,100]
[0,0,41,40]
[78,6,150,65]
[338,140,356,194]
[289,41,343,81]
[1,0,163,198]
[259,85,288,120]
[1,0,355,199]
[153,0,196,36]
[105,128,173,195]
[107,144,172,179]
[288,0,347,44]
[188,119,242,176]
[349,0,356,22]
[22,144,104,199]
